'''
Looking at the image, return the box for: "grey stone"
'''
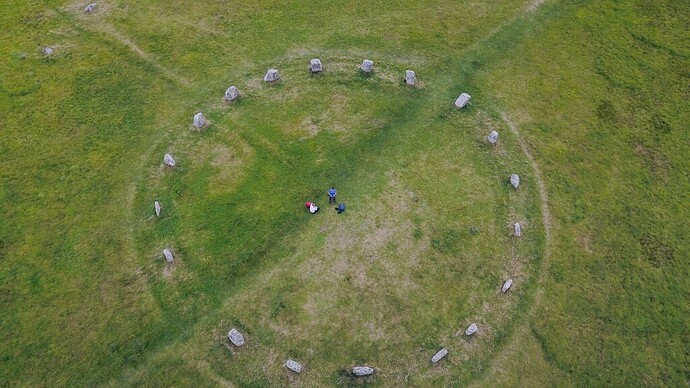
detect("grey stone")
[488,130,499,144]
[502,278,513,293]
[360,59,373,73]
[352,366,374,376]
[285,359,302,373]
[84,3,96,12]
[193,112,205,128]
[163,153,176,167]
[43,47,54,56]
[465,323,478,336]
[431,348,448,363]
[454,93,471,108]
[263,68,280,82]
[513,222,522,237]
[510,174,520,189]
[310,58,322,73]
[224,86,240,102]
[154,201,161,217]
[163,248,174,263]
[405,70,416,85]
[228,328,245,346]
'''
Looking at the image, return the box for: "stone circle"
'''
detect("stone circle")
[431,348,448,363]
[360,59,373,73]
[224,86,240,102]
[162,248,174,263]
[284,359,302,373]
[454,93,471,108]
[309,58,322,73]
[163,153,176,167]
[228,328,245,346]
[263,68,280,82]
[405,70,416,85]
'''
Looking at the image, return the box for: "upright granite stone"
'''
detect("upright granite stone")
[43,47,54,56]
[487,130,499,144]
[465,323,478,336]
[502,278,513,293]
[510,174,520,189]
[352,366,374,376]
[263,68,280,82]
[310,58,322,73]
[163,248,174,263]
[513,222,522,237]
[154,201,161,217]
[360,59,373,73]
[405,70,416,85]
[227,328,245,346]
[454,93,471,108]
[224,86,240,102]
[431,348,448,363]
[193,112,205,129]
[84,3,96,12]
[163,153,176,167]
[285,359,302,373]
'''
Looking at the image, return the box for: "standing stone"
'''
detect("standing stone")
[431,348,448,363]
[352,366,374,376]
[513,222,522,237]
[154,201,161,217]
[263,68,280,82]
[163,248,174,263]
[163,153,176,167]
[285,359,302,373]
[454,93,471,108]
[309,58,322,73]
[227,328,245,346]
[43,47,54,56]
[487,130,499,144]
[84,3,96,12]
[193,112,205,129]
[360,59,373,73]
[465,323,478,336]
[502,278,513,293]
[224,86,240,102]
[405,70,416,86]
[510,174,520,189]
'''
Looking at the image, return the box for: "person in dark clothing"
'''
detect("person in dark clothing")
[336,203,346,214]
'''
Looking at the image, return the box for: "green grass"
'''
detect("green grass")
[1,0,688,386]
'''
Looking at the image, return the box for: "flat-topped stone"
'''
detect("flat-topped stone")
[227,328,245,346]
[163,248,173,263]
[285,359,302,373]
[360,59,373,73]
[465,323,478,336]
[264,68,280,82]
[310,58,322,73]
[488,130,499,144]
[163,153,176,167]
[454,93,471,108]
[431,348,448,363]
[224,86,240,102]
[84,3,96,12]
[510,174,520,189]
[502,278,513,293]
[405,70,416,85]
[154,201,161,217]
[513,222,522,237]
[352,366,374,376]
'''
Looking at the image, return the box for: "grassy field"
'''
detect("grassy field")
[0,0,688,386]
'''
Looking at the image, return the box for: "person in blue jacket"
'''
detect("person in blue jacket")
[327,187,337,204]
